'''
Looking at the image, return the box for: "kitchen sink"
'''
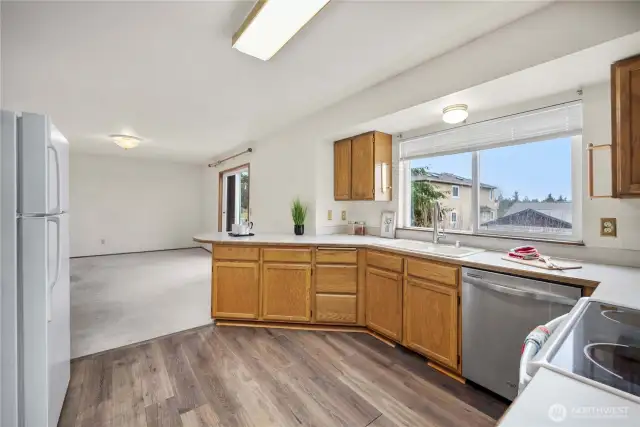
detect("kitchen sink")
[380,239,484,258]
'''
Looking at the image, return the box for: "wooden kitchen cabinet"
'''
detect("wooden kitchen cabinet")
[366,267,403,341]
[612,54,640,197]
[404,277,459,370]
[334,138,352,200]
[212,261,260,319]
[315,294,357,324]
[334,131,392,201]
[262,263,312,322]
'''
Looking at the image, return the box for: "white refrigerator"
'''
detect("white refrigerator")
[1,111,71,427]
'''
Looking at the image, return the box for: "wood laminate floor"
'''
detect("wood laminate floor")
[59,325,508,427]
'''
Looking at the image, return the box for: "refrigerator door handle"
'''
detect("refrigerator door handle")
[48,143,62,214]
[47,215,62,322]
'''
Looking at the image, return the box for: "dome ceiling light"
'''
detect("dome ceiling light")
[442,104,469,124]
[109,134,143,150]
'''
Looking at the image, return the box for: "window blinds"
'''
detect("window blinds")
[399,101,582,160]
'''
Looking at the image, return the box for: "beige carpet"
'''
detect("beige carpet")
[70,248,212,358]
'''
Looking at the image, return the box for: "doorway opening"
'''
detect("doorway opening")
[218,164,250,232]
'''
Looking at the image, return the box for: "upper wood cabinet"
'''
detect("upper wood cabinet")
[404,277,459,370]
[334,138,352,200]
[262,263,312,322]
[334,131,392,201]
[365,267,403,341]
[212,261,260,320]
[612,54,640,197]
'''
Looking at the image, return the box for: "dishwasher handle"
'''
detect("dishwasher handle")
[465,275,579,306]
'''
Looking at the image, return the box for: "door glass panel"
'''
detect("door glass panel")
[240,171,249,222]
[221,166,249,232]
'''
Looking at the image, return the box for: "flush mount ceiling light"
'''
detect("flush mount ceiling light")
[232,0,331,61]
[442,104,469,124]
[109,134,142,150]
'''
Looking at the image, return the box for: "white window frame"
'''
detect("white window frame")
[402,136,583,243]
[451,185,460,198]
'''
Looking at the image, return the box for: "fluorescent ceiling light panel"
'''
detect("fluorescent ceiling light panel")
[233,0,330,61]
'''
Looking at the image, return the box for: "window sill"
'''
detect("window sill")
[397,227,585,246]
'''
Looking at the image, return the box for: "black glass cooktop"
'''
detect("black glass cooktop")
[549,302,640,398]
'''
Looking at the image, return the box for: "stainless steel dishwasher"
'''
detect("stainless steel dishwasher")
[462,267,581,401]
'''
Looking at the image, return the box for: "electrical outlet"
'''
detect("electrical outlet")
[600,218,617,237]
[341,210,347,221]
[327,210,332,221]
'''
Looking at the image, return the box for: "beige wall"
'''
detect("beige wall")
[70,153,203,257]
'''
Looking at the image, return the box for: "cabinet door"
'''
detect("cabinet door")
[366,267,402,341]
[334,139,352,200]
[404,277,458,369]
[351,133,375,200]
[212,261,259,319]
[612,54,640,196]
[262,263,311,322]
[316,294,357,324]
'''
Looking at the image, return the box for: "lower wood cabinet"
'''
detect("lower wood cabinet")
[404,277,459,369]
[365,267,403,341]
[262,263,312,322]
[212,261,260,319]
[315,294,357,324]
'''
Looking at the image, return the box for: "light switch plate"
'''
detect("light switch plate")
[327,210,332,221]
[341,210,347,221]
[600,218,617,237]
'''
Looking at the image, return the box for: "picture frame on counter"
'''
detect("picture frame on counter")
[380,210,397,239]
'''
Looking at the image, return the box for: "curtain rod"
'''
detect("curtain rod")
[208,148,253,168]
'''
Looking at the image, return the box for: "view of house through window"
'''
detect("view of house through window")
[409,137,576,239]
[410,152,473,231]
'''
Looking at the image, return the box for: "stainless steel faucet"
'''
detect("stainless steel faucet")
[432,201,445,244]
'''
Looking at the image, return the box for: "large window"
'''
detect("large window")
[407,137,580,240]
[401,101,583,241]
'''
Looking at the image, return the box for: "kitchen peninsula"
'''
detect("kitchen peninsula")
[194,233,636,369]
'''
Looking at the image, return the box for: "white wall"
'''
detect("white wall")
[581,83,640,250]
[201,136,318,239]
[70,153,203,257]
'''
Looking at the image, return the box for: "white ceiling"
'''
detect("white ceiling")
[1,0,550,163]
[352,31,640,135]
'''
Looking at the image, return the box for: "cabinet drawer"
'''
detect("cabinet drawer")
[367,250,403,273]
[213,245,259,261]
[407,258,458,287]
[316,294,357,324]
[316,248,357,264]
[316,265,357,294]
[263,248,312,263]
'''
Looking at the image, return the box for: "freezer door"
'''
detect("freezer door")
[1,111,20,427]
[18,113,69,215]
[19,214,70,427]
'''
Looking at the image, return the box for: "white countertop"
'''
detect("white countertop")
[499,368,640,427]
[194,232,640,303]
[194,232,640,426]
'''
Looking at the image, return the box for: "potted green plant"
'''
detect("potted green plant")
[291,198,308,235]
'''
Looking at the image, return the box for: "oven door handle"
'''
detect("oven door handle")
[466,276,579,306]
